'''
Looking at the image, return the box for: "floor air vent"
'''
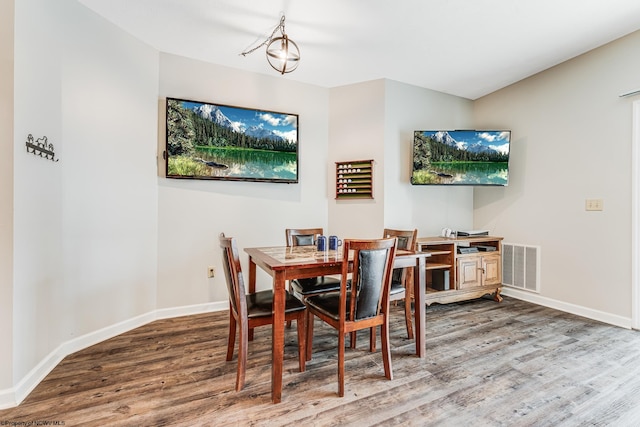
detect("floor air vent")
[502,243,540,293]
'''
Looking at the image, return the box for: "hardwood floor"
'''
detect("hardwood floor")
[2,297,640,426]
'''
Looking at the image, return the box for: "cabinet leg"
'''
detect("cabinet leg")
[493,287,503,302]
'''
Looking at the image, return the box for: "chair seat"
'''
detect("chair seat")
[246,290,306,318]
[291,276,341,295]
[305,291,346,321]
[389,280,405,295]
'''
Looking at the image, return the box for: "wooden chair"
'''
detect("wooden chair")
[384,228,418,341]
[284,228,342,333]
[305,237,397,397]
[355,228,418,351]
[219,233,307,391]
[285,228,342,297]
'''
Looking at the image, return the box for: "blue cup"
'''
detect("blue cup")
[329,235,342,251]
[316,235,327,251]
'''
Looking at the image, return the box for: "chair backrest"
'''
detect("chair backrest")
[285,228,324,247]
[219,233,247,320]
[383,228,417,251]
[383,228,417,285]
[341,238,397,321]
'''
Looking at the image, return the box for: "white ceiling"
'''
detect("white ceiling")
[78,0,640,100]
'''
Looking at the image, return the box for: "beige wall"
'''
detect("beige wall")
[327,79,475,239]
[328,80,386,238]
[474,30,640,323]
[157,53,332,302]
[385,79,475,235]
[0,0,14,390]
[5,0,159,407]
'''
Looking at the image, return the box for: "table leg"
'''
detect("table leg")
[271,271,286,403]
[248,257,257,341]
[413,256,426,357]
[248,258,256,293]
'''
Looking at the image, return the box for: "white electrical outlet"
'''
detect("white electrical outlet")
[207,267,215,278]
[585,199,603,211]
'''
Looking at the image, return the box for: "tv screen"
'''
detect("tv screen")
[411,130,511,186]
[165,97,299,183]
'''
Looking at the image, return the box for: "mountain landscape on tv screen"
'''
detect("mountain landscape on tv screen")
[191,103,287,143]
[428,131,509,159]
[166,99,298,182]
[412,130,510,186]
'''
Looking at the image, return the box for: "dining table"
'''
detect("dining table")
[244,244,430,403]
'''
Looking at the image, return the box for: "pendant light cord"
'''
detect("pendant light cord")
[240,15,286,57]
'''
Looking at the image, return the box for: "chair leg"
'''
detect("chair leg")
[296,312,307,372]
[404,296,414,340]
[286,282,293,329]
[350,331,357,349]
[380,317,393,381]
[405,270,415,339]
[236,322,249,391]
[226,315,236,361]
[306,310,314,361]
[338,329,345,397]
[369,327,376,352]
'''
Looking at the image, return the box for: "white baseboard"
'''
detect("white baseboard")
[502,287,632,329]
[0,301,227,410]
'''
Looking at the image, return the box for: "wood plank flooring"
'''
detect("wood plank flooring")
[2,297,640,426]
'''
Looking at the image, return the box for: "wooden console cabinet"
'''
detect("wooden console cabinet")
[416,235,503,306]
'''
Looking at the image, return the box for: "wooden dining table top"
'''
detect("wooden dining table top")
[244,245,424,269]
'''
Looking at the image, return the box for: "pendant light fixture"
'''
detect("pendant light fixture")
[241,14,300,74]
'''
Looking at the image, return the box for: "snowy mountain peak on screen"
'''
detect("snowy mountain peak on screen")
[466,142,501,154]
[194,104,282,141]
[244,125,283,141]
[431,131,501,154]
[431,131,465,150]
[194,104,242,133]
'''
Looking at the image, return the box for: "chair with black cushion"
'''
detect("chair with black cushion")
[219,232,307,392]
[285,228,342,297]
[305,237,397,397]
[354,228,418,351]
[384,228,418,341]
[284,228,343,335]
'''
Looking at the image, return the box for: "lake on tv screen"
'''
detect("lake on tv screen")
[418,162,508,185]
[196,147,297,180]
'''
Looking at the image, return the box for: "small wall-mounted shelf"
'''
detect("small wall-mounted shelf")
[335,159,373,199]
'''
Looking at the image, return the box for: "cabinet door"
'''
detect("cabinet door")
[457,257,482,289]
[482,255,501,286]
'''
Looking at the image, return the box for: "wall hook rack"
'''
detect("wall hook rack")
[25,134,59,162]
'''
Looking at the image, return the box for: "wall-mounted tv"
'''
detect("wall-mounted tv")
[411,130,511,186]
[165,97,298,183]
